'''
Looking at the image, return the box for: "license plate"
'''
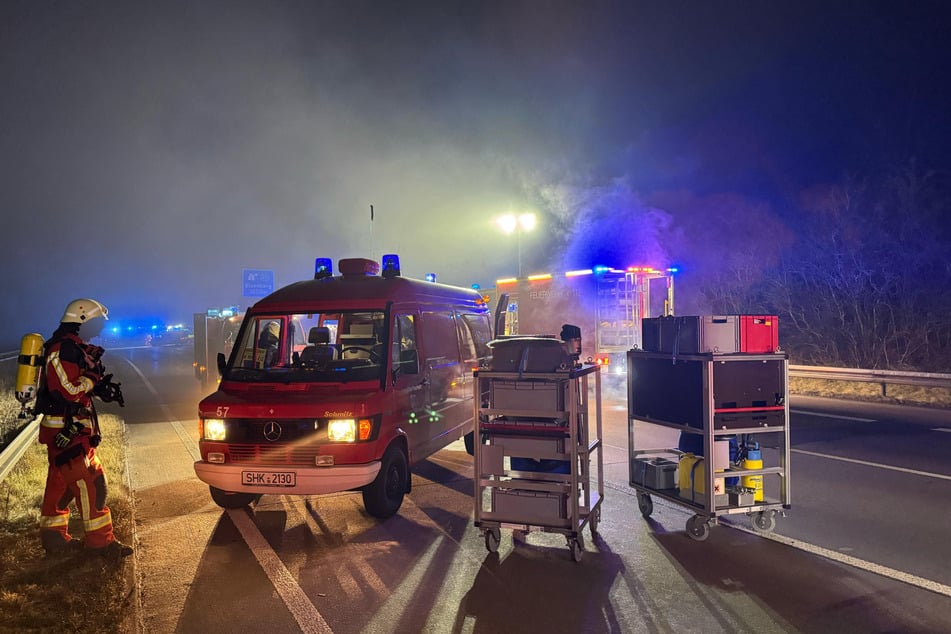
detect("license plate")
[241,471,297,487]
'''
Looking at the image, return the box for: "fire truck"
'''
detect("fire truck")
[193,307,243,385]
[483,265,676,373]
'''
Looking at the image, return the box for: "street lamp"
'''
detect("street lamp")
[495,213,537,277]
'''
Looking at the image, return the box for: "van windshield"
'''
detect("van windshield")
[225,310,387,383]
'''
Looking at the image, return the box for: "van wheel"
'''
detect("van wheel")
[363,445,409,519]
[464,431,475,455]
[210,486,258,509]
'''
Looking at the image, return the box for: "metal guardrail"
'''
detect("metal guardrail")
[0,415,40,484]
[789,365,951,396]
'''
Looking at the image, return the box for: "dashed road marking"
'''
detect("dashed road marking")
[726,521,951,599]
[118,354,334,633]
[791,448,951,481]
[790,409,875,422]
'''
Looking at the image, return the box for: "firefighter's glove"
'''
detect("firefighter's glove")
[82,370,102,389]
[54,421,85,448]
[94,375,125,407]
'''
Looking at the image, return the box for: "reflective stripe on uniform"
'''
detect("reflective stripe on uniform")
[40,514,70,528]
[40,417,91,430]
[84,509,112,533]
[49,350,94,396]
[77,480,91,519]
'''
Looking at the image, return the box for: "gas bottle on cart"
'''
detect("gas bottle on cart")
[742,445,764,502]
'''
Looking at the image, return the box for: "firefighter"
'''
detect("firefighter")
[34,298,133,559]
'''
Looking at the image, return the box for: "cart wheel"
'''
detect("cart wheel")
[751,510,776,533]
[637,492,653,518]
[570,538,584,562]
[589,507,601,536]
[686,515,710,541]
[484,528,501,553]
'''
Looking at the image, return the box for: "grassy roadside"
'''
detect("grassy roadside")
[0,391,135,634]
[790,377,951,409]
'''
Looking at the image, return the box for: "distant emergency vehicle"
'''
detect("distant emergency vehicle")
[484,265,676,372]
[193,255,492,518]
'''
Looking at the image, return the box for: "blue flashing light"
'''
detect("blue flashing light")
[471,283,480,290]
[111,327,119,334]
[592,265,610,275]
[425,273,437,283]
[314,257,333,280]
[381,254,401,278]
[667,266,680,274]
[151,325,158,330]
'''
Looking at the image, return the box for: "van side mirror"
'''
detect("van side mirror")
[217,352,227,377]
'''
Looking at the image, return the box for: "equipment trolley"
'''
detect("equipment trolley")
[473,364,603,561]
[627,350,791,540]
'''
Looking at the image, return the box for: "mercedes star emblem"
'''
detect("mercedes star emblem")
[263,421,282,442]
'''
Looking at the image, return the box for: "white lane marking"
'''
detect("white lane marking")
[116,356,199,459]
[932,428,951,433]
[790,409,875,422]
[229,509,335,634]
[118,354,334,633]
[792,448,951,481]
[726,522,951,599]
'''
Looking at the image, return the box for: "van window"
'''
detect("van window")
[419,310,460,366]
[228,311,385,383]
[460,312,492,359]
[391,313,418,375]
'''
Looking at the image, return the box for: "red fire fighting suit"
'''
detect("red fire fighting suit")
[36,328,117,552]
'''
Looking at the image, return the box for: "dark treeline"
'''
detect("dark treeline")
[704,160,951,371]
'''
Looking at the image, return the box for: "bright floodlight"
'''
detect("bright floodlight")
[495,213,536,234]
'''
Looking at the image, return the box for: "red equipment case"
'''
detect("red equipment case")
[740,315,779,353]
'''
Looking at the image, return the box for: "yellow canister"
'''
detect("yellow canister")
[742,448,764,502]
[16,333,45,404]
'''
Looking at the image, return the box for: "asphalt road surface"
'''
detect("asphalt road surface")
[94,345,951,634]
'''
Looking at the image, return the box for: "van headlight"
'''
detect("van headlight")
[327,418,374,442]
[203,418,227,441]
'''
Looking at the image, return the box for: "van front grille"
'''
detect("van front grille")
[226,443,322,466]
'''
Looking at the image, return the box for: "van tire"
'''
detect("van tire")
[464,431,475,455]
[363,445,409,519]
[210,486,258,509]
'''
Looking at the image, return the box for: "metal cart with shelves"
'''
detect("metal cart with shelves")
[627,350,790,540]
[473,364,603,561]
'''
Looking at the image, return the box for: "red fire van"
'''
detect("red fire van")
[194,255,493,518]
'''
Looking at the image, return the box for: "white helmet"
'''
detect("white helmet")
[61,298,109,324]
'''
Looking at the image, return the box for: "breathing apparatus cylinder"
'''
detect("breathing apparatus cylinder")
[16,333,45,405]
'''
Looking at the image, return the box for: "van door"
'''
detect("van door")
[416,306,468,456]
[389,307,428,458]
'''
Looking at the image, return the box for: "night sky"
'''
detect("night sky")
[2,1,949,347]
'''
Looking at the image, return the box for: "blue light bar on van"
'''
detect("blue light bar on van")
[381,254,401,278]
[314,258,333,280]
[425,273,436,283]
[592,265,610,275]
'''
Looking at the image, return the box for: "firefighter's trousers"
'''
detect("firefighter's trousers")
[39,443,116,550]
